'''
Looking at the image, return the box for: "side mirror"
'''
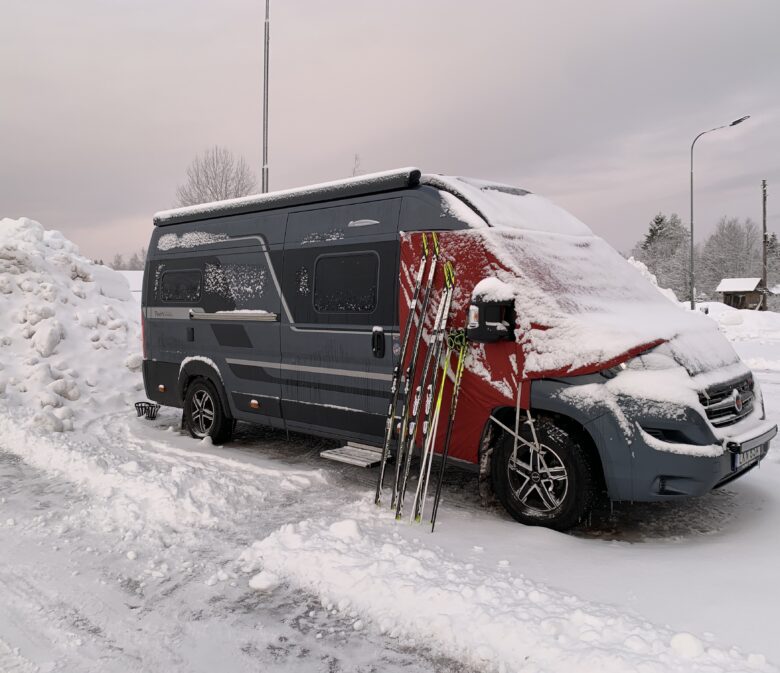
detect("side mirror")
[466,298,515,343]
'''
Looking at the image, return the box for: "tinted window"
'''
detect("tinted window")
[160,270,201,303]
[313,253,378,313]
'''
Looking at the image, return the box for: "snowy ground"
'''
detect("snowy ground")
[1,219,779,672]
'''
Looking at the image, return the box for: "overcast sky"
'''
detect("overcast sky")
[2,0,779,260]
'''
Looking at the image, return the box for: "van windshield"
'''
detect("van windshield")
[422,175,593,236]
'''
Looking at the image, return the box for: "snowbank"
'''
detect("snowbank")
[119,270,143,302]
[239,504,770,673]
[625,257,680,304]
[702,301,780,342]
[0,218,142,432]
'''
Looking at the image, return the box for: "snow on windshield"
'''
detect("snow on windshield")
[422,175,592,235]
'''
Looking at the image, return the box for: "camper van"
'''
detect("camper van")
[142,168,776,530]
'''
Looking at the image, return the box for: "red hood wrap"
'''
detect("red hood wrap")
[398,232,668,464]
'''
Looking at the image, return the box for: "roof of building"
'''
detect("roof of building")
[715,277,762,293]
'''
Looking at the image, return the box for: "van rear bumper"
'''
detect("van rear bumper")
[142,359,182,408]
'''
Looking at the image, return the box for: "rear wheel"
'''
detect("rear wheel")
[183,378,233,444]
[491,415,596,531]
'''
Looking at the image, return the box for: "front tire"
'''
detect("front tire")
[491,415,596,531]
[183,378,233,444]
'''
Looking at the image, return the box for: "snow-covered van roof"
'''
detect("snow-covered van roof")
[153,168,589,237]
[715,277,762,293]
[154,168,423,226]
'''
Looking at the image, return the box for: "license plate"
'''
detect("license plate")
[732,444,765,470]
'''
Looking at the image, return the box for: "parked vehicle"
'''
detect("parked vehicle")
[142,167,776,530]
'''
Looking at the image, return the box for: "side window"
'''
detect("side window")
[313,253,378,313]
[160,270,201,303]
[203,261,267,310]
[199,250,281,313]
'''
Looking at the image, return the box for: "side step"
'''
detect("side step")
[320,442,383,468]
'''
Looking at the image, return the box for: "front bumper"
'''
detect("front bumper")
[628,419,776,500]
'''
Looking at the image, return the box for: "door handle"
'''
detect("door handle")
[372,327,385,358]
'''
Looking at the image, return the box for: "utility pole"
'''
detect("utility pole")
[261,0,270,193]
[762,179,768,290]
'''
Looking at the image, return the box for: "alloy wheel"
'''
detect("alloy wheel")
[506,441,569,513]
[191,389,215,437]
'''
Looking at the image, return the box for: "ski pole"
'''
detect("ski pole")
[430,329,468,532]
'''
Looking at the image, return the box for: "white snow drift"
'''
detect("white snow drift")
[0,217,142,433]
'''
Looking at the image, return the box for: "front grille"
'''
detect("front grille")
[698,374,755,427]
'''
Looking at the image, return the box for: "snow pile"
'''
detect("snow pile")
[703,302,780,343]
[625,257,680,303]
[240,506,772,673]
[0,218,142,432]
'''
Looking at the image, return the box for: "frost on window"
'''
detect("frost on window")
[313,254,378,313]
[296,266,310,296]
[158,232,229,251]
[204,263,267,308]
[153,263,166,296]
[301,229,345,245]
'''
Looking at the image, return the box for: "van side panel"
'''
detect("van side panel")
[278,198,402,445]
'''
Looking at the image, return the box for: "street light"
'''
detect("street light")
[261,0,270,193]
[689,115,750,309]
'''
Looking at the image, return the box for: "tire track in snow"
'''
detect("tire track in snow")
[0,638,38,673]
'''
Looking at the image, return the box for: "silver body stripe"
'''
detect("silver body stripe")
[225,357,392,382]
[189,310,278,322]
[283,398,382,415]
[146,306,194,320]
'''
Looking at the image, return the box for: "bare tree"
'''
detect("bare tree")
[352,153,362,177]
[108,248,147,270]
[176,146,257,206]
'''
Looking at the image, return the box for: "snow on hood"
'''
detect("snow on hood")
[0,218,142,432]
[469,226,742,378]
[423,176,743,378]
